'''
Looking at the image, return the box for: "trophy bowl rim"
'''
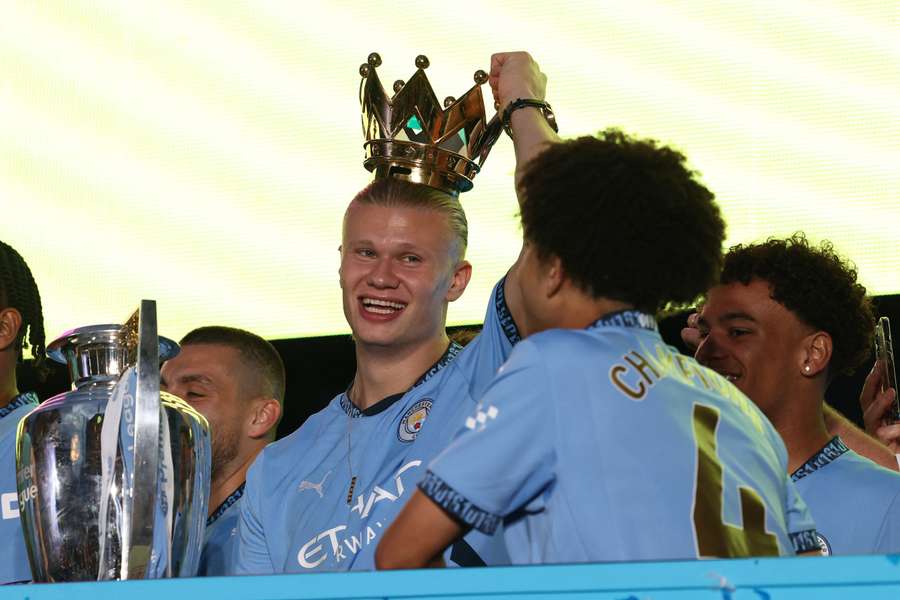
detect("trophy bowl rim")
[47,324,180,365]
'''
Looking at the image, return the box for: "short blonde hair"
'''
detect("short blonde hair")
[349,179,468,262]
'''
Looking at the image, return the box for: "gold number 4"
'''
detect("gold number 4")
[692,403,780,557]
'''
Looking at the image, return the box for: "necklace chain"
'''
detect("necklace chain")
[346,392,357,505]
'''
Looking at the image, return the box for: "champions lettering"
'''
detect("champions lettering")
[295,460,421,569]
[608,342,764,434]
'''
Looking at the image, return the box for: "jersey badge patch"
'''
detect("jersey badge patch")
[815,533,831,556]
[398,399,431,442]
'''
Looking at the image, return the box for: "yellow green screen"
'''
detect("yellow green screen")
[2,0,898,348]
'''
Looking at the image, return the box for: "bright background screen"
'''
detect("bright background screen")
[3,1,898,349]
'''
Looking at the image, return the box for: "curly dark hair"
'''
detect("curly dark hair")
[720,233,874,377]
[518,129,726,314]
[0,240,46,364]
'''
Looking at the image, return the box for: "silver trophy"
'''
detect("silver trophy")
[15,301,211,581]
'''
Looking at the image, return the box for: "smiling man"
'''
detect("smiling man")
[694,235,900,555]
[232,52,557,573]
[160,326,284,576]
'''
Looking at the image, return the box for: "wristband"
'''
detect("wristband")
[501,98,558,139]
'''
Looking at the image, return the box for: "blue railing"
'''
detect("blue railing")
[3,555,900,599]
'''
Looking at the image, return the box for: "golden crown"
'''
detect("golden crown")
[359,53,502,196]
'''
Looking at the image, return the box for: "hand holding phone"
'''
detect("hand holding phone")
[874,316,900,424]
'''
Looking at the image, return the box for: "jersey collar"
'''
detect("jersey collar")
[791,436,849,482]
[340,341,464,418]
[207,482,246,527]
[0,391,39,420]
[588,309,657,332]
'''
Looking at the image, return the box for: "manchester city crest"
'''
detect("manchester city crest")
[815,533,831,556]
[398,399,432,442]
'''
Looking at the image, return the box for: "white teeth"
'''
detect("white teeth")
[362,298,406,311]
[360,297,406,316]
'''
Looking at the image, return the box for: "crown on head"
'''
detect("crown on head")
[359,53,502,196]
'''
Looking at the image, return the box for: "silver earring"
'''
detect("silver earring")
[804,365,811,373]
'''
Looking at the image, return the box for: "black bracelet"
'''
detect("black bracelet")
[501,98,558,139]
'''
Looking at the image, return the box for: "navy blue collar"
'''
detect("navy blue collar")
[340,342,463,418]
[588,309,657,332]
[0,391,39,420]
[207,482,246,527]
[791,437,849,482]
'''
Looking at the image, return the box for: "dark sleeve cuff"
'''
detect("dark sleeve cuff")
[418,470,502,535]
[789,529,821,554]
[495,274,521,346]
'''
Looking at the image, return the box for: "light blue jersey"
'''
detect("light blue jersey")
[1,392,39,584]
[791,437,900,555]
[198,483,245,576]
[425,311,819,564]
[235,278,519,574]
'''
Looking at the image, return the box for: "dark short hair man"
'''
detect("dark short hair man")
[160,325,284,576]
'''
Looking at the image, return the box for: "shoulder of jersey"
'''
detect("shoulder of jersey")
[837,450,900,490]
[257,399,340,467]
[526,326,621,357]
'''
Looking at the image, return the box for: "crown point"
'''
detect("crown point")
[415,55,430,69]
[367,52,382,67]
[443,96,456,108]
[393,79,405,93]
[359,64,370,78]
[474,69,488,84]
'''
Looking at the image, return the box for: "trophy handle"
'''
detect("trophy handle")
[125,299,162,578]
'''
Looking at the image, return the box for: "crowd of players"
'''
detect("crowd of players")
[1,52,899,583]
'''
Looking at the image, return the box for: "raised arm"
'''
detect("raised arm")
[491,52,562,332]
[488,52,561,191]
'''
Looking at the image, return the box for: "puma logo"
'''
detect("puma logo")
[298,470,332,498]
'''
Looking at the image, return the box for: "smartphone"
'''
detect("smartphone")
[874,316,900,424]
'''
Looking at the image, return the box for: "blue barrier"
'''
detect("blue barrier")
[3,555,899,599]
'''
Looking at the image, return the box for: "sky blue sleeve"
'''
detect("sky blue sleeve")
[783,475,820,554]
[453,276,521,402]
[874,490,900,553]
[483,274,521,349]
[232,454,276,575]
[422,340,556,535]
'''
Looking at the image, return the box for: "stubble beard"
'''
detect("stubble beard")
[210,421,240,484]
